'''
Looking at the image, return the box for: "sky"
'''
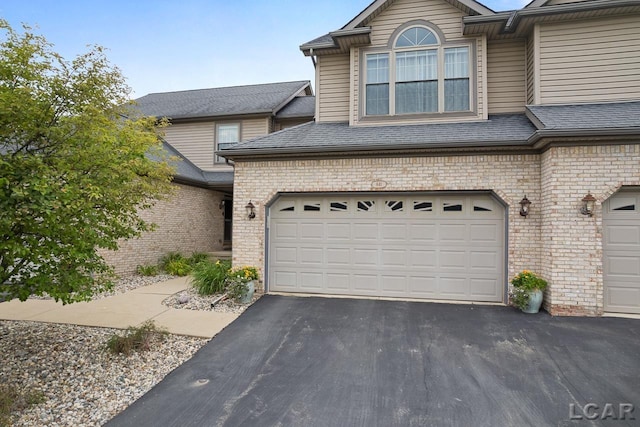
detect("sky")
[0,0,529,98]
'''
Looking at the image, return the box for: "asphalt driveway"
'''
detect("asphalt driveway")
[107,296,640,427]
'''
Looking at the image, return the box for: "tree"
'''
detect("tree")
[0,20,174,303]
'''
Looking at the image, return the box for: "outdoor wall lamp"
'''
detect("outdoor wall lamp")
[519,195,531,217]
[581,192,596,217]
[245,201,256,219]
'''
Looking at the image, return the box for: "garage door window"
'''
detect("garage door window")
[357,200,376,212]
[413,201,433,212]
[330,201,348,212]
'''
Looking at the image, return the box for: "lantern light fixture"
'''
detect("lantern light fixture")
[581,192,596,217]
[245,201,256,219]
[519,195,531,217]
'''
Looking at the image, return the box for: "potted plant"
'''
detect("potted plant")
[510,270,548,314]
[226,266,259,304]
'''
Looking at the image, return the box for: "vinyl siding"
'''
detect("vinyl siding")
[163,122,215,171]
[317,54,350,123]
[367,0,465,45]
[526,36,535,105]
[539,15,640,104]
[487,39,526,114]
[241,118,269,141]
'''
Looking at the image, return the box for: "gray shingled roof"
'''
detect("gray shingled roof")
[275,96,316,119]
[134,81,310,120]
[221,114,536,155]
[161,141,233,187]
[527,101,640,130]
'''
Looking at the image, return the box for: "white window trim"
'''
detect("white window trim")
[361,23,476,120]
[215,122,241,164]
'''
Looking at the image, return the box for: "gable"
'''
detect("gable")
[367,0,468,45]
[344,0,493,31]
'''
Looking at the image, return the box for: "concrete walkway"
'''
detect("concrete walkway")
[0,277,238,338]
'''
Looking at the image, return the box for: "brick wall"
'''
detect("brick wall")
[232,154,542,295]
[101,183,226,275]
[231,144,640,315]
[541,144,640,316]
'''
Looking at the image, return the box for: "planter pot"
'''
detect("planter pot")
[522,289,544,314]
[239,280,255,304]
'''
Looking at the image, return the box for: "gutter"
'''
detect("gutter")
[218,128,640,160]
[463,0,640,33]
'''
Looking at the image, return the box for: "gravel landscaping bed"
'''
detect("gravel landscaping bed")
[29,274,177,301]
[0,321,207,426]
[162,286,261,314]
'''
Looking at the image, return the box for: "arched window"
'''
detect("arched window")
[364,25,471,116]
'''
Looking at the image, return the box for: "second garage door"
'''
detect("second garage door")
[268,193,505,302]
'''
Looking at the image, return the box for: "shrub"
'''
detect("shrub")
[164,259,191,276]
[227,266,259,282]
[106,321,168,356]
[159,252,186,270]
[0,384,45,426]
[190,260,231,295]
[136,264,159,276]
[187,252,210,267]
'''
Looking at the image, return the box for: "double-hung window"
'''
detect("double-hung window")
[216,123,239,164]
[364,25,471,117]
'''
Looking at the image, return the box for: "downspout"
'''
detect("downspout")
[310,48,317,68]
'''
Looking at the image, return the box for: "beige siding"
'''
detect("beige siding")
[317,54,350,123]
[241,117,269,141]
[526,36,535,105]
[539,15,640,104]
[163,122,215,171]
[367,0,465,46]
[487,39,526,114]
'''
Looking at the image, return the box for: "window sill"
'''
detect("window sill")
[357,110,479,125]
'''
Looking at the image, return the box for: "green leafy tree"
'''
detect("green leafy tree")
[0,20,174,303]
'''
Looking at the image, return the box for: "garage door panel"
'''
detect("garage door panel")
[439,277,468,297]
[326,274,350,291]
[353,274,378,292]
[269,193,505,303]
[300,272,323,290]
[469,224,500,243]
[273,271,297,289]
[327,248,350,266]
[605,225,640,246]
[353,249,378,267]
[381,224,407,241]
[299,247,323,265]
[273,246,297,264]
[353,223,378,240]
[327,223,351,240]
[440,224,467,241]
[409,250,437,268]
[274,222,298,239]
[606,255,640,277]
[408,276,438,296]
[408,224,437,242]
[381,249,407,267]
[604,191,640,314]
[440,250,467,269]
[300,222,324,239]
[381,275,407,293]
[470,251,499,271]
[470,278,500,299]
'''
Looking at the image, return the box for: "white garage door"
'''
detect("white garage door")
[604,190,640,314]
[268,193,505,302]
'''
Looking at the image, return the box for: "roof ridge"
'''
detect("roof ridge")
[142,80,310,97]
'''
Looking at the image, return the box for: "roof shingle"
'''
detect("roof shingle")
[134,81,310,120]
